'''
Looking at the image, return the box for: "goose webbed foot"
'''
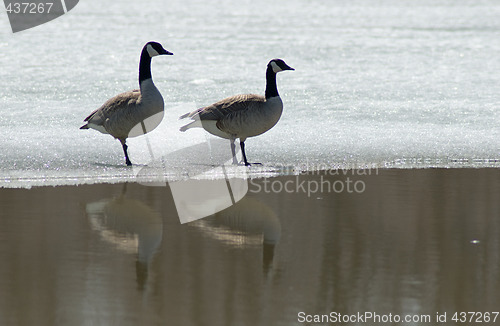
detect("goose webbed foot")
[239,161,262,167]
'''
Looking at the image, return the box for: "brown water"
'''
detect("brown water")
[1,169,499,325]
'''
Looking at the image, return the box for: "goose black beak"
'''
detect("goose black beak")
[162,50,174,55]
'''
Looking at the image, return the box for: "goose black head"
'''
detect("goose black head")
[268,59,294,73]
[145,41,174,57]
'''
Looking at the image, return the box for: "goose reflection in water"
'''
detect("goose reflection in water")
[192,196,281,274]
[84,184,163,291]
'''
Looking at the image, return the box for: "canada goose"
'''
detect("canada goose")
[179,58,294,166]
[80,41,173,166]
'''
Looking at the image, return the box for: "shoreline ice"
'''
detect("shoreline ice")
[2,157,499,189]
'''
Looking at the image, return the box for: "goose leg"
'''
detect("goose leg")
[119,139,132,166]
[230,138,238,165]
[240,140,249,166]
[239,140,262,166]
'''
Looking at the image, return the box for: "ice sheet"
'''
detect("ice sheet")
[1,0,500,188]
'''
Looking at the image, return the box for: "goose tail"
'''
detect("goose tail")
[179,120,199,132]
[179,123,190,132]
[179,112,191,120]
[80,124,89,130]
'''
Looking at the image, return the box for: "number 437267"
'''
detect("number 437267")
[452,312,499,323]
[5,2,54,14]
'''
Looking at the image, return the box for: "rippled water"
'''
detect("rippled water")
[1,0,500,187]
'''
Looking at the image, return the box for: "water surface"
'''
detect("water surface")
[0,169,499,325]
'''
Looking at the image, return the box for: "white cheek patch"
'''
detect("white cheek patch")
[270,61,282,73]
[146,44,159,57]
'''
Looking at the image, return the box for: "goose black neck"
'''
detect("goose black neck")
[139,47,153,85]
[265,66,279,99]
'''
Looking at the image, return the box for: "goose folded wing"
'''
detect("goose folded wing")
[193,94,266,121]
[84,90,141,125]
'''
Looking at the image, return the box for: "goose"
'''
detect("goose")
[80,41,173,166]
[179,58,294,166]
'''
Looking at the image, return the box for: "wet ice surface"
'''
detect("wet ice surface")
[1,0,500,187]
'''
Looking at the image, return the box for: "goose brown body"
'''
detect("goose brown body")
[180,59,293,166]
[80,42,173,166]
